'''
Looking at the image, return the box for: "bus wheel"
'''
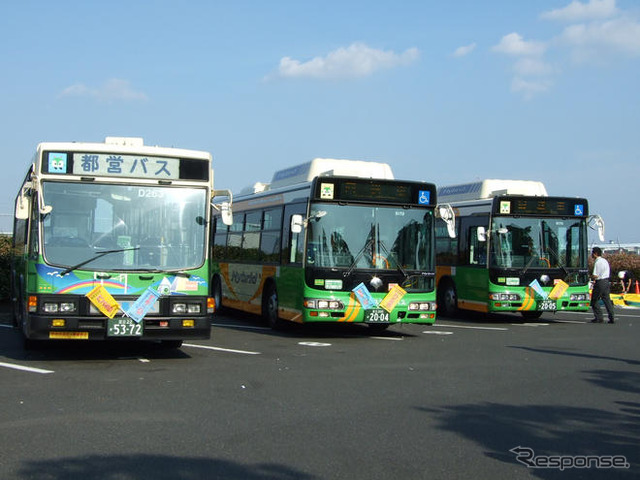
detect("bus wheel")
[12,297,22,328]
[212,275,223,312]
[521,311,542,320]
[263,283,284,330]
[438,281,458,317]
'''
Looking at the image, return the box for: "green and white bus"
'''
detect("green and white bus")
[211,158,455,330]
[435,179,604,318]
[11,137,231,347]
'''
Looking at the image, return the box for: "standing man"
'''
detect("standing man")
[590,247,615,324]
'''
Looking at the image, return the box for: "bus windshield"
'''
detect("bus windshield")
[489,217,586,270]
[306,203,433,271]
[41,182,208,271]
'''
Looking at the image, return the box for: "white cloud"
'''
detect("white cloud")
[274,43,419,79]
[492,0,638,99]
[541,0,618,22]
[59,79,148,102]
[492,33,547,57]
[453,43,476,57]
[513,57,554,76]
[492,33,552,99]
[511,77,553,100]
[560,17,640,57]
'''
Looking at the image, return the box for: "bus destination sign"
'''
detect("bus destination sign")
[44,151,181,180]
[494,196,588,217]
[314,178,436,206]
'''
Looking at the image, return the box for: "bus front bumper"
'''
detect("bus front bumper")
[23,314,211,341]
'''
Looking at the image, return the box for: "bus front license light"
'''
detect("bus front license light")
[51,319,66,328]
[182,319,195,328]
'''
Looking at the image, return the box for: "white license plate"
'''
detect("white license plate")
[107,317,143,337]
[539,300,557,311]
[364,309,390,323]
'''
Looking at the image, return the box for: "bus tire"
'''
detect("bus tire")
[438,280,458,317]
[262,282,284,330]
[212,275,224,312]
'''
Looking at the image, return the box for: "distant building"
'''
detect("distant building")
[592,242,640,255]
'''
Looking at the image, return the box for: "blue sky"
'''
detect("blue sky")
[1,0,638,243]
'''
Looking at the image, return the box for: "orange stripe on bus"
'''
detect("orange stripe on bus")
[339,293,361,322]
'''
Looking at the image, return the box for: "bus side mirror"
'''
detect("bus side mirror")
[213,189,233,226]
[220,202,233,226]
[436,203,456,239]
[477,226,487,242]
[15,190,29,220]
[291,214,304,234]
[588,214,605,242]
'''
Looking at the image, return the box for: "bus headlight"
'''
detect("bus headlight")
[60,302,76,312]
[43,301,77,314]
[408,302,436,311]
[172,303,202,315]
[304,299,344,310]
[570,293,588,301]
[43,303,59,313]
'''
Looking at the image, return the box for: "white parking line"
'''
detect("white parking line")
[0,362,54,374]
[183,343,261,355]
[511,323,550,327]
[434,324,509,331]
[212,323,271,331]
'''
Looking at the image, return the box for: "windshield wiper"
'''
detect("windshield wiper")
[543,247,571,279]
[377,239,409,280]
[60,247,140,276]
[343,237,373,278]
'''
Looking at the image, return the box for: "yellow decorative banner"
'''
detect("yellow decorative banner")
[548,280,569,300]
[379,285,407,313]
[86,285,120,319]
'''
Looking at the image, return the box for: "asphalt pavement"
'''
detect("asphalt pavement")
[0,305,638,480]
